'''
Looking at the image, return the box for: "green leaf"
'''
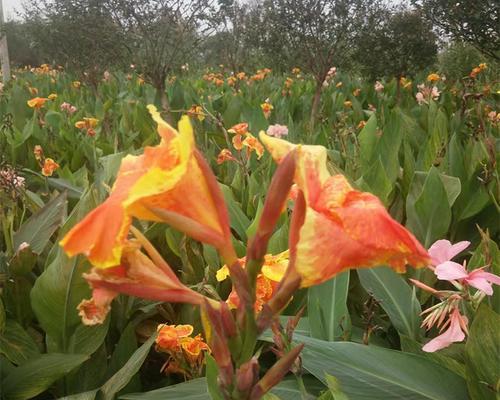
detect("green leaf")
[308,272,351,341]
[357,157,392,205]
[1,353,88,400]
[99,333,156,400]
[68,317,110,356]
[465,306,500,400]
[297,334,468,399]
[13,192,67,254]
[121,378,209,400]
[206,355,224,400]
[0,320,40,365]
[324,374,349,400]
[406,167,451,247]
[358,267,421,340]
[220,184,250,241]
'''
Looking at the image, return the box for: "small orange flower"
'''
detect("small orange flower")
[48,93,58,100]
[427,73,440,83]
[292,67,301,75]
[217,251,289,312]
[75,117,99,130]
[41,158,59,177]
[242,133,264,159]
[232,134,244,151]
[27,97,49,109]
[227,76,237,86]
[353,88,361,97]
[180,335,210,364]
[33,145,43,161]
[157,324,194,351]
[228,122,249,136]
[72,81,81,89]
[344,100,352,108]
[217,149,236,165]
[357,120,367,129]
[335,82,343,88]
[261,102,273,119]
[28,87,38,96]
[469,66,482,79]
[236,72,246,80]
[187,105,205,121]
[479,63,487,70]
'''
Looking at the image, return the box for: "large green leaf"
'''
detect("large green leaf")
[406,167,451,247]
[465,306,500,400]
[296,334,468,400]
[308,272,351,341]
[13,191,67,254]
[1,353,88,400]
[358,267,421,340]
[0,320,40,365]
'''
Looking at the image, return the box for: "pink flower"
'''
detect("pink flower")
[415,92,426,105]
[436,262,500,296]
[423,308,468,352]
[431,86,440,100]
[61,102,77,114]
[374,81,384,92]
[428,239,470,265]
[266,124,289,138]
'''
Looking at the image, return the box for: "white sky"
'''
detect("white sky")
[3,0,22,20]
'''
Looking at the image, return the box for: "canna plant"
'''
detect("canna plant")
[60,105,431,399]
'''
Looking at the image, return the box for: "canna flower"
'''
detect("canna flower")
[428,239,470,266]
[266,124,288,139]
[242,134,265,159]
[236,72,246,80]
[72,81,81,89]
[227,76,237,86]
[374,81,384,92]
[48,93,58,100]
[60,102,77,114]
[343,100,352,108]
[228,122,249,136]
[353,88,361,97]
[357,120,367,130]
[335,82,343,88]
[416,92,426,105]
[41,158,59,177]
[217,251,289,312]
[400,77,412,89]
[33,145,43,161]
[78,237,209,325]
[259,133,430,287]
[479,63,487,70]
[157,324,194,351]
[187,105,205,121]
[28,87,38,96]
[217,149,236,165]
[261,102,273,119]
[60,105,235,269]
[427,73,440,83]
[292,67,301,75]
[422,308,468,352]
[75,117,99,130]
[103,70,111,81]
[27,97,49,109]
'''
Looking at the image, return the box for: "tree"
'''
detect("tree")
[108,0,217,118]
[259,0,385,125]
[22,0,128,81]
[355,9,438,81]
[413,0,499,60]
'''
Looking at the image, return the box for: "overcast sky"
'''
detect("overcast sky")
[3,0,22,19]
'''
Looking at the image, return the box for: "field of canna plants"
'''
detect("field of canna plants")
[0,63,499,400]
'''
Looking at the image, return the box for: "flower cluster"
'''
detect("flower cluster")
[75,117,99,137]
[227,122,264,159]
[33,145,59,177]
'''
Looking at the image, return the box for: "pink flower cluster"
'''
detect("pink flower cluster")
[266,124,289,139]
[60,102,77,114]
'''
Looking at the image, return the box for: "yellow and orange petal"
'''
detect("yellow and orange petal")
[157,323,194,351]
[180,335,210,363]
[41,158,59,176]
[242,134,264,159]
[27,97,49,109]
[187,105,205,121]
[77,287,117,325]
[61,106,232,268]
[232,134,244,151]
[48,93,58,100]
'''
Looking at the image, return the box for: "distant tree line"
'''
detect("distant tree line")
[5,0,497,84]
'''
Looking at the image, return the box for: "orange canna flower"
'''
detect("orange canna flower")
[48,93,58,100]
[217,149,236,165]
[41,158,59,176]
[427,73,440,83]
[232,134,244,151]
[228,122,249,136]
[75,117,99,130]
[180,334,210,364]
[479,63,487,70]
[242,134,265,159]
[261,102,273,119]
[72,81,81,88]
[357,120,367,130]
[236,72,246,80]
[157,324,194,351]
[344,100,352,108]
[27,97,49,109]
[217,251,289,311]
[259,133,430,287]
[469,66,482,79]
[292,67,301,75]
[335,82,343,88]
[353,88,361,97]
[187,105,205,121]
[60,105,235,268]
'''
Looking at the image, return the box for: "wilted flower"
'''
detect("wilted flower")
[266,124,288,139]
[41,158,59,177]
[374,81,384,92]
[427,73,440,83]
[27,97,49,109]
[33,145,44,161]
